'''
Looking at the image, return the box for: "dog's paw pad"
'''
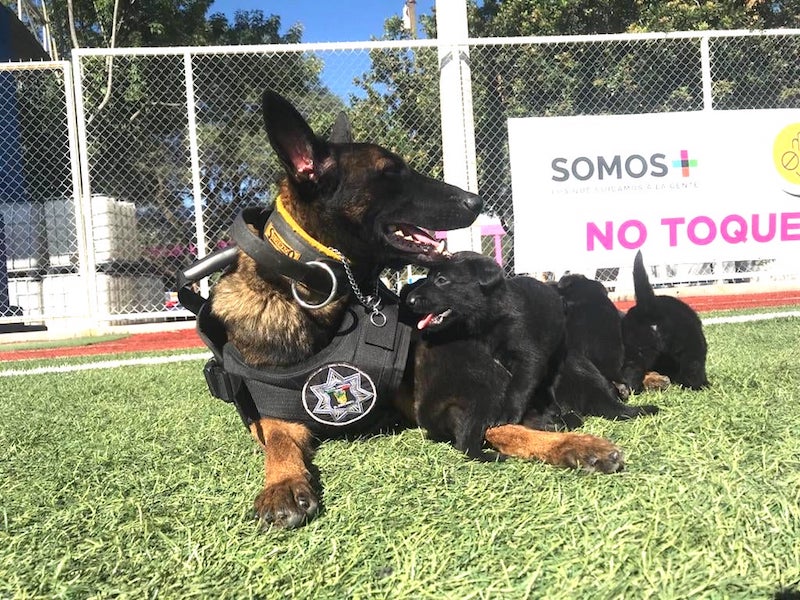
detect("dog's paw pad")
[557,436,625,474]
[253,479,319,530]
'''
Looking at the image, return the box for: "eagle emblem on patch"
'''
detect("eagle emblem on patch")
[302,363,377,426]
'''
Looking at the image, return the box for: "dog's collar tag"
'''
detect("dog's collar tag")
[301,363,377,427]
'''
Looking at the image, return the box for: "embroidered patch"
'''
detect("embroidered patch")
[265,223,300,260]
[302,363,377,427]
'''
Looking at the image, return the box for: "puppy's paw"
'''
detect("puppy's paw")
[613,381,631,401]
[635,404,660,416]
[643,371,671,391]
[253,478,319,529]
[553,435,625,473]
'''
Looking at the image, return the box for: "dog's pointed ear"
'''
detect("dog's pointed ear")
[473,256,504,290]
[262,90,334,184]
[329,111,353,144]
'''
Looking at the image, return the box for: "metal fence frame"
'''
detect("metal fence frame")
[1,29,798,329]
[0,60,85,327]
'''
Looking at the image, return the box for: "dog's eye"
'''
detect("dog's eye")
[434,274,449,286]
[380,162,404,178]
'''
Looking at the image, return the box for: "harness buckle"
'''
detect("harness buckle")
[203,358,241,403]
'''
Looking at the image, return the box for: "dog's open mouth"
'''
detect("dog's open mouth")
[385,224,450,259]
[417,308,453,330]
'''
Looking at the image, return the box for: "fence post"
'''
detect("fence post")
[700,35,726,282]
[436,0,481,253]
[62,60,93,324]
[70,54,100,328]
[183,51,209,299]
[700,34,713,112]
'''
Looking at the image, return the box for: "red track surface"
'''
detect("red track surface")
[1,290,798,363]
[0,329,205,362]
[614,290,800,312]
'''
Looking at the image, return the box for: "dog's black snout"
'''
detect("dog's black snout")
[462,193,483,215]
[405,293,419,308]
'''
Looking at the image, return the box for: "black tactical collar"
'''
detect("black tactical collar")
[230,202,350,304]
[177,200,382,315]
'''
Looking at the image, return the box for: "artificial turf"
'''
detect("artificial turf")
[1,315,798,599]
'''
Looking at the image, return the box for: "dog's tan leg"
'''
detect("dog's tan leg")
[485,424,624,473]
[249,418,318,529]
[643,371,671,391]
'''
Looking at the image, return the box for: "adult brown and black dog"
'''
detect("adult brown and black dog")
[209,90,625,529]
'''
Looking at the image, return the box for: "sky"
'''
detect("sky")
[204,1,438,102]
[207,0,437,43]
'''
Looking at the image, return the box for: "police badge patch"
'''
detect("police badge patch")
[302,363,377,426]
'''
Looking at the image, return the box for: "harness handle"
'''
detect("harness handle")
[176,245,239,315]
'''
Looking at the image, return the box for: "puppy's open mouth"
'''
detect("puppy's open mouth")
[417,308,453,330]
[384,225,450,259]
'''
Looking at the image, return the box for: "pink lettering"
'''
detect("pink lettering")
[661,217,685,247]
[687,216,716,245]
[752,213,776,242]
[781,212,800,241]
[587,221,613,251]
[720,215,748,243]
[618,220,647,249]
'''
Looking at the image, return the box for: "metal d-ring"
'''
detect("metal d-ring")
[291,261,338,309]
[370,310,387,327]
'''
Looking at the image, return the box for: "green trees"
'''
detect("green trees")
[64,6,337,275]
[349,1,799,272]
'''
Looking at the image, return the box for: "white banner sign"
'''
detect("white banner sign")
[508,110,800,275]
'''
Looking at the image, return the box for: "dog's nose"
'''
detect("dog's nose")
[462,193,482,214]
[405,293,418,308]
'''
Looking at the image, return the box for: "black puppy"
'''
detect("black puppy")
[404,252,565,459]
[555,273,659,421]
[621,250,710,393]
[557,274,626,388]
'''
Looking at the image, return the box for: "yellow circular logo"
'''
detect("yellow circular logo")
[773,123,800,185]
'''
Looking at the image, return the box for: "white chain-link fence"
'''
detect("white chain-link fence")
[0,61,83,328]
[1,30,798,328]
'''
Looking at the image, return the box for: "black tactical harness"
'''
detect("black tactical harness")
[177,205,412,436]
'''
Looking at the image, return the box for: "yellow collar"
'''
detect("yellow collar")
[274,196,340,261]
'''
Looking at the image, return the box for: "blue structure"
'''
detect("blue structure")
[1,4,49,321]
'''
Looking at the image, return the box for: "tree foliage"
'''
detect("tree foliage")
[350,16,443,178]
[348,0,799,272]
[54,3,339,278]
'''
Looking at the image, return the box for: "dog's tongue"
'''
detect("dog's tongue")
[410,227,437,246]
[417,313,435,330]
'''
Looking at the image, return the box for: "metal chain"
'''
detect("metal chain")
[329,248,387,327]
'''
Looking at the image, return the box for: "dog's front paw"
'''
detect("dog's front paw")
[253,478,319,529]
[553,435,625,473]
[485,425,624,473]
[643,371,671,391]
[613,381,631,401]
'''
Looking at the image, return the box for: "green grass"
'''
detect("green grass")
[1,316,799,599]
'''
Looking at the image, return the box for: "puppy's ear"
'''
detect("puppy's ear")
[262,90,335,185]
[329,111,353,144]
[474,258,504,290]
